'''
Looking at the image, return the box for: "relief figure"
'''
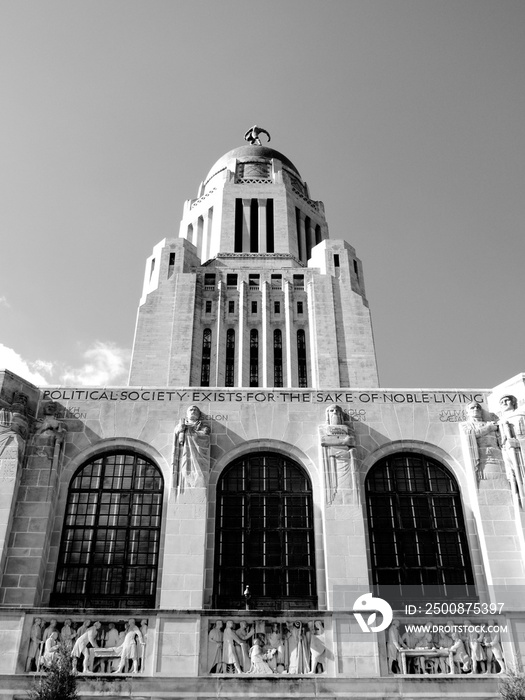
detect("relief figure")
[174,404,210,492]
[460,401,503,482]
[319,404,357,505]
[499,394,525,505]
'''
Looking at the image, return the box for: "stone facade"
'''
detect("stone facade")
[0,141,523,699]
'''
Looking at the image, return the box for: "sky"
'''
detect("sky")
[1,0,524,390]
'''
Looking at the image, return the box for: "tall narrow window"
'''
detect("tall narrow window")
[225,329,235,387]
[228,301,235,314]
[168,252,176,278]
[354,260,360,281]
[266,199,274,253]
[250,329,259,387]
[205,300,212,314]
[297,301,304,314]
[274,301,280,314]
[149,258,155,281]
[366,453,475,607]
[201,329,211,386]
[234,199,243,252]
[274,329,283,387]
[52,452,163,609]
[214,453,317,609]
[250,199,259,252]
[251,301,258,314]
[315,224,321,245]
[295,208,302,261]
[297,330,307,388]
[305,216,312,260]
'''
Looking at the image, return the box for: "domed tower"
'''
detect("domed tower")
[129,133,379,388]
[178,144,326,263]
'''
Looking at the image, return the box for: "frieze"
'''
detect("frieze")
[207,619,328,675]
[42,389,487,406]
[25,617,148,675]
[387,617,507,675]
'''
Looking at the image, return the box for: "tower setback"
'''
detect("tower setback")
[129,143,379,388]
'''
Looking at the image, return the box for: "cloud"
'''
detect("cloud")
[0,344,53,385]
[0,341,131,387]
[0,296,10,308]
[61,342,131,386]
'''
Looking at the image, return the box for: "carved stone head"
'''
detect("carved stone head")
[42,401,59,416]
[500,394,518,412]
[186,405,201,423]
[326,404,344,426]
[467,401,483,421]
[11,392,28,412]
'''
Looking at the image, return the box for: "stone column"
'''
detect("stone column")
[213,278,224,387]
[283,280,294,387]
[261,281,271,388]
[238,280,247,387]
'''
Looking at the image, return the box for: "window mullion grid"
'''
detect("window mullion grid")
[122,460,137,597]
[85,461,106,598]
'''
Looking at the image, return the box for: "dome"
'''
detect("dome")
[204,145,302,186]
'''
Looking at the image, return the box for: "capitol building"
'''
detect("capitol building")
[0,129,524,699]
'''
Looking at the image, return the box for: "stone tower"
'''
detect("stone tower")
[129,141,379,388]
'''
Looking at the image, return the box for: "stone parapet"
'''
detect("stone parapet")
[4,608,524,681]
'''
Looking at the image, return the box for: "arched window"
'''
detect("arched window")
[52,452,164,609]
[249,329,258,387]
[201,328,211,386]
[225,329,235,387]
[273,329,283,387]
[297,329,307,387]
[214,452,317,610]
[365,452,475,606]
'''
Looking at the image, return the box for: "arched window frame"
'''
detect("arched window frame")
[213,452,317,610]
[365,452,475,606]
[51,451,164,609]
